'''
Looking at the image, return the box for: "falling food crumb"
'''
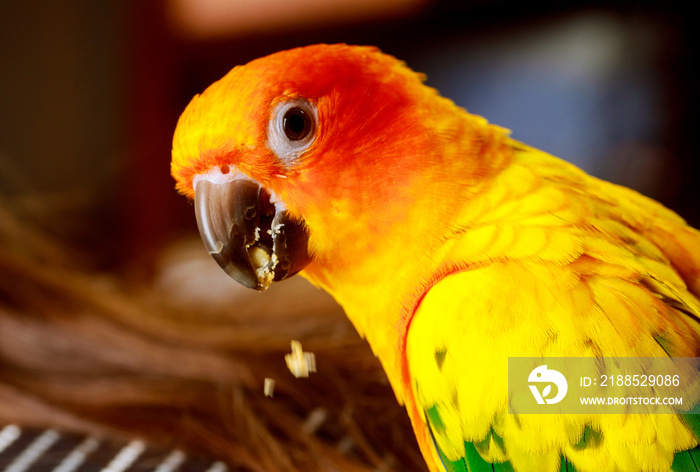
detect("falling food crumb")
[285,340,316,378]
[301,407,328,434]
[264,378,275,397]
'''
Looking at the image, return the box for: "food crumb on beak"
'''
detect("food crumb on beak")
[248,245,271,268]
[285,340,316,378]
[248,246,277,288]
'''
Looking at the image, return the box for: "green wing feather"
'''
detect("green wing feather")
[427,406,700,472]
[426,405,589,472]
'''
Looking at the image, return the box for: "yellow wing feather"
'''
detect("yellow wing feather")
[405,141,700,472]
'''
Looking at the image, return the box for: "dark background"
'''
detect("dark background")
[0,0,697,271]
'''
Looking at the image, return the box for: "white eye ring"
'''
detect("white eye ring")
[267,98,318,165]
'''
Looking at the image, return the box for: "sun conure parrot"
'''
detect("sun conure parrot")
[170,44,700,472]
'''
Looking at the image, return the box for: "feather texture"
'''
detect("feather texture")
[170,44,700,472]
[405,142,700,471]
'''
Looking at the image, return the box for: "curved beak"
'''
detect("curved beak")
[194,174,311,291]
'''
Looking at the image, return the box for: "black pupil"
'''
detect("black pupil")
[283,108,310,140]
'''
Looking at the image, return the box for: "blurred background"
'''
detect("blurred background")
[0,1,698,471]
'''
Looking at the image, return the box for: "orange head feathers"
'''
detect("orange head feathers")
[171,44,511,290]
[173,44,450,212]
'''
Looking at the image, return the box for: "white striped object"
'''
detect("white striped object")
[204,461,228,472]
[100,440,145,472]
[153,450,186,472]
[3,429,60,472]
[0,425,21,454]
[50,436,100,472]
[0,427,230,472]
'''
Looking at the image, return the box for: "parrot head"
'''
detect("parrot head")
[171,44,507,291]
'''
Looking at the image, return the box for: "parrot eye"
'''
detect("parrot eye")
[283,107,311,141]
[267,98,317,165]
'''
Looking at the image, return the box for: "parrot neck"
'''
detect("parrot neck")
[302,262,426,404]
[300,120,515,403]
